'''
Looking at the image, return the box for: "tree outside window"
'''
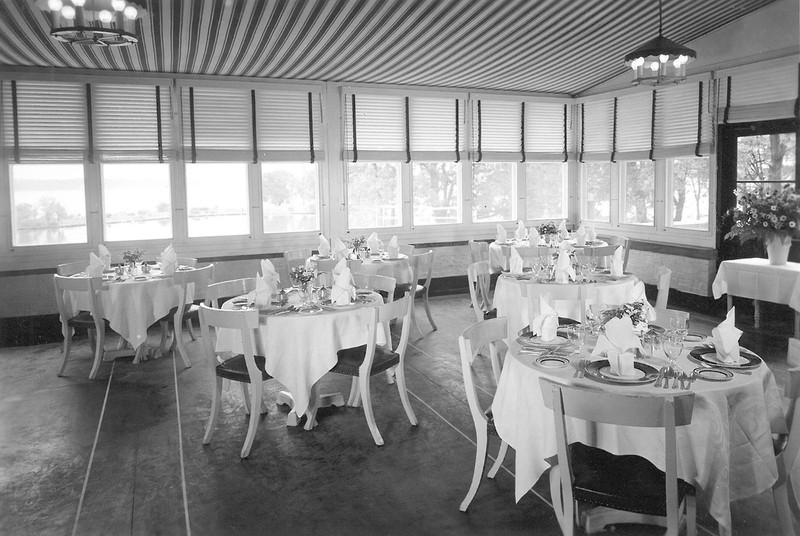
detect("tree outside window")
[347,162,402,229]
[737,133,796,192]
[525,162,566,220]
[472,162,514,222]
[582,162,610,222]
[622,160,654,225]
[262,162,319,233]
[668,157,709,230]
[412,162,461,225]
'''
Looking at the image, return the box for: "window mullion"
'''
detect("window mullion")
[403,162,413,230]
[85,160,102,245]
[250,162,263,237]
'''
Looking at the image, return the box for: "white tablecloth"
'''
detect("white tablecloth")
[489,240,610,272]
[492,340,785,535]
[712,258,800,312]
[311,255,413,286]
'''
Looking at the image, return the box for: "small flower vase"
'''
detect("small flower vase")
[765,235,792,265]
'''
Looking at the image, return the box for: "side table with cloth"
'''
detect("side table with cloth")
[493,273,639,340]
[492,337,785,535]
[712,259,800,338]
[215,292,383,430]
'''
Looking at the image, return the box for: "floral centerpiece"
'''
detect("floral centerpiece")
[122,248,144,266]
[289,264,316,287]
[537,221,558,236]
[598,301,650,333]
[348,235,367,251]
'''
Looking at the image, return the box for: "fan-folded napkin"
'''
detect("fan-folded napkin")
[553,250,575,284]
[575,225,587,246]
[711,308,743,364]
[557,219,569,239]
[529,296,558,341]
[87,252,105,277]
[160,244,178,275]
[587,226,597,241]
[332,237,348,260]
[247,272,277,309]
[591,316,643,368]
[260,259,280,287]
[98,244,112,270]
[330,266,355,305]
[509,247,524,274]
[496,224,507,243]
[607,349,636,377]
[318,234,331,257]
[367,232,382,254]
[387,235,399,258]
[529,226,541,245]
[515,220,527,241]
[610,246,624,276]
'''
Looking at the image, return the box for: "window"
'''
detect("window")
[412,162,461,225]
[621,160,654,226]
[102,164,172,241]
[667,157,709,230]
[185,163,250,237]
[472,162,514,222]
[736,133,796,192]
[525,162,567,220]
[262,162,320,233]
[582,162,611,222]
[10,164,86,246]
[346,162,402,229]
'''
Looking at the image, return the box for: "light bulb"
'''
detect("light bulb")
[636,57,644,67]
[72,0,85,6]
[678,55,688,64]
[47,0,62,11]
[631,63,638,71]
[61,5,75,19]
[650,62,659,72]
[659,54,669,63]
[123,6,137,19]
[98,9,113,23]
[673,58,681,68]
[111,0,126,11]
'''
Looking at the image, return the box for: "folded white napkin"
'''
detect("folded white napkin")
[629,281,657,323]
[587,225,597,242]
[367,232,382,254]
[610,246,624,276]
[515,220,527,241]
[530,296,559,341]
[87,252,105,277]
[529,226,541,245]
[332,257,348,277]
[509,247,524,274]
[160,244,177,276]
[387,235,399,258]
[332,237,349,260]
[246,273,276,309]
[98,244,112,270]
[496,224,507,243]
[575,225,587,246]
[553,250,575,284]
[557,219,569,239]
[712,308,743,364]
[260,258,281,288]
[608,349,636,377]
[330,266,355,305]
[318,234,331,257]
[592,316,643,357]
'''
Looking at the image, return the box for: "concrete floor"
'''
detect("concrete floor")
[0,292,797,536]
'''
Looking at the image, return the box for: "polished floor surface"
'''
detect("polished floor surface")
[0,293,797,536]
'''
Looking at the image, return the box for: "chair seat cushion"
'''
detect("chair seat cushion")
[483,308,498,320]
[570,442,695,517]
[215,354,271,383]
[331,345,400,377]
[67,311,107,328]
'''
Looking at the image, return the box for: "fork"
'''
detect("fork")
[573,358,587,378]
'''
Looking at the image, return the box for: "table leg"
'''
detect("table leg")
[795,312,799,339]
[753,299,761,329]
[276,388,344,430]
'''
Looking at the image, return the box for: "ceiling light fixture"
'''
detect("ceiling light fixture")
[42,0,143,47]
[624,0,696,85]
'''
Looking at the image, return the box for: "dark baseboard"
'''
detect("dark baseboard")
[1,314,69,348]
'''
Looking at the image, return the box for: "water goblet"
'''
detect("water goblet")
[670,316,688,341]
[568,325,587,356]
[663,337,683,371]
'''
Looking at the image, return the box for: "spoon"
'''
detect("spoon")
[661,366,674,389]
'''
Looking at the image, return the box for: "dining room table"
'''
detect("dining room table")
[489,238,609,272]
[214,288,384,430]
[492,331,786,536]
[309,252,414,288]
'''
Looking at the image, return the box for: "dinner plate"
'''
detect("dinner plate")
[584,360,659,385]
[534,355,570,369]
[683,332,706,343]
[688,346,762,370]
[692,367,733,381]
[515,334,568,347]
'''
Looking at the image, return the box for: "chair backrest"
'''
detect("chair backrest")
[505,246,549,269]
[176,256,198,268]
[522,282,589,324]
[198,304,262,382]
[606,236,630,271]
[458,318,508,432]
[655,267,672,309]
[467,240,490,264]
[539,377,694,533]
[412,250,434,289]
[283,248,312,281]
[173,264,215,324]
[399,244,415,257]
[467,260,493,322]
[651,307,690,330]
[53,274,105,330]
[352,273,396,303]
[57,261,89,276]
[356,294,414,377]
[206,277,257,308]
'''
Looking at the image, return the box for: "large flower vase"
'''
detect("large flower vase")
[765,236,792,265]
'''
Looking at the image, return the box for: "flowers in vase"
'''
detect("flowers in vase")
[289,264,316,286]
[599,301,649,332]
[122,248,144,265]
[724,184,800,244]
[537,221,558,236]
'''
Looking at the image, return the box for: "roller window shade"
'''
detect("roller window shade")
[653,80,713,158]
[523,101,572,161]
[343,93,406,161]
[181,86,253,162]
[256,90,322,162]
[718,62,798,123]
[2,80,88,162]
[580,99,614,161]
[93,83,172,162]
[471,99,522,162]
[409,96,465,161]
[615,91,653,161]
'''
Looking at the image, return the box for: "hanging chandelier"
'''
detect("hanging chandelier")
[42,0,143,47]
[624,0,696,86]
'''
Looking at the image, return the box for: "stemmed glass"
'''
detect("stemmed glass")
[663,335,684,371]
[567,325,587,356]
[670,316,688,341]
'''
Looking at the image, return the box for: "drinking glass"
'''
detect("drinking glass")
[567,325,587,355]
[669,316,688,341]
[663,337,683,371]
[588,256,598,272]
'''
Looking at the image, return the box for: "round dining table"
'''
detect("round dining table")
[489,239,609,272]
[492,335,785,536]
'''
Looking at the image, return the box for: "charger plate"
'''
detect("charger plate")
[516,334,568,348]
[688,346,761,370]
[683,332,706,343]
[692,367,733,381]
[584,360,659,385]
[534,355,570,369]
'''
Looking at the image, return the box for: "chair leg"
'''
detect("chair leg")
[487,441,509,478]
[774,482,797,536]
[159,320,171,358]
[359,374,383,446]
[58,324,73,377]
[203,376,224,445]
[185,318,197,341]
[422,289,437,331]
[88,328,104,380]
[241,383,252,415]
[686,495,697,536]
[347,377,361,407]
[549,465,575,536]
[459,425,488,512]
[241,381,263,458]
[411,296,424,338]
[394,364,418,426]
[174,325,192,368]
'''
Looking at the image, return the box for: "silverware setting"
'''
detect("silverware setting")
[698,361,751,375]
[654,367,693,389]
[573,358,588,378]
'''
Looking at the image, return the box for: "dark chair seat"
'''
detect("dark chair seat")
[215,354,271,383]
[332,344,400,377]
[484,408,498,436]
[160,303,199,323]
[483,308,498,320]
[558,317,580,325]
[67,311,109,328]
[569,442,695,517]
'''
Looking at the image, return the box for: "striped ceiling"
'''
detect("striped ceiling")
[0,0,779,96]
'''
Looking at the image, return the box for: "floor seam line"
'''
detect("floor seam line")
[172,351,191,536]
[71,360,115,536]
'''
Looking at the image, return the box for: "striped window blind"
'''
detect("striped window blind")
[653,80,713,158]
[579,98,614,161]
[615,91,654,161]
[470,99,522,162]
[718,61,798,124]
[409,96,465,162]
[2,80,88,162]
[256,90,322,162]
[180,85,253,162]
[343,92,407,161]
[523,100,572,161]
[93,83,172,162]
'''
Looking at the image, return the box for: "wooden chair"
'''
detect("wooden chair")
[284,248,312,283]
[198,304,274,458]
[523,283,589,325]
[458,317,510,511]
[605,236,630,272]
[410,250,437,336]
[57,260,89,276]
[399,244,415,257]
[651,308,690,331]
[655,267,672,309]
[504,245,549,271]
[159,264,215,367]
[774,367,800,536]
[581,244,620,270]
[173,257,200,339]
[328,294,418,446]
[467,260,503,382]
[539,378,696,536]
[205,277,257,308]
[467,240,490,264]
[53,275,109,380]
